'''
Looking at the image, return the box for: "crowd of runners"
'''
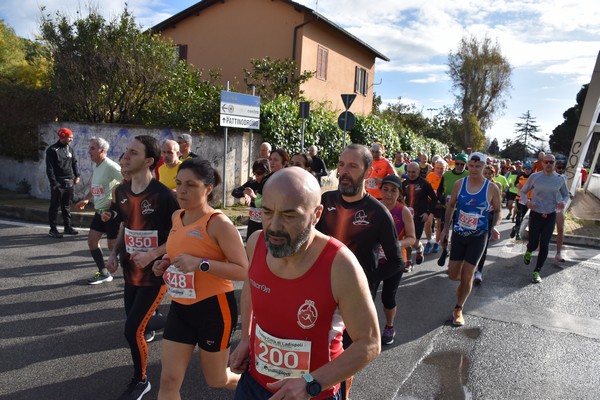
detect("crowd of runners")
[45,127,571,399]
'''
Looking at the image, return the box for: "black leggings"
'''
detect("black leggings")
[514,202,528,229]
[123,284,166,381]
[373,270,403,310]
[477,215,494,272]
[526,211,556,272]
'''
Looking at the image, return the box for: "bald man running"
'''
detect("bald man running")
[230,167,380,400]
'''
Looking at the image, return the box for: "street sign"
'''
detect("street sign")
[220,90,260,129]
[341,94,356,110]
[338,111,356,131]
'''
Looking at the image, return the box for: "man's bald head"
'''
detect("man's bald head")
[162,139,180,166]
[263,167,321,209]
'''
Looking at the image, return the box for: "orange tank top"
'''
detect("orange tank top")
[165,209,234,305]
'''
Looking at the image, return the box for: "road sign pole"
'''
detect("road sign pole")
[343,111,348,149]
[223,81,229,208]
[248,85,256,178]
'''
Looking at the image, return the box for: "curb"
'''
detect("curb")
[0,205,94,228]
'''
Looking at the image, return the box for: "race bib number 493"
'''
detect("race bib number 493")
[254,324,311,380]
[124,228,158,253]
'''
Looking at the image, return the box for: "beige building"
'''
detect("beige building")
[152,0,389,115]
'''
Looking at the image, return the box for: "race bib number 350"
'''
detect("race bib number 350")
[254,324,311,380]
[124,228,158,253]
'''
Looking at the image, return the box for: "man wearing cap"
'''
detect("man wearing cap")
[436,153,469,266]
[157,140,181,190]
[440,152,501,326]
[365,143,396,199]
[520,153,570,283]
[176,134,198,160]
[45,127,81,238]
[75,137,123,284]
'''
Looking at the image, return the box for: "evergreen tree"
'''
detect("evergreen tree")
[514,111,543,160]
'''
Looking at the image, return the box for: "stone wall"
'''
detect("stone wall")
[0,122,262,206]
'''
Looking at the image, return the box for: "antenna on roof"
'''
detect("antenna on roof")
[315,0,319,12]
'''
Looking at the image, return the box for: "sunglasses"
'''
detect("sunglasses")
[544,160,555,164]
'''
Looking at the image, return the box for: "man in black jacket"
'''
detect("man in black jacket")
[46,127,80,238]
[308,145,328,186]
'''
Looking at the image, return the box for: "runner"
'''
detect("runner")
[519,154,570,283]
[365,143,396,199]
[231,158,271,242]
[402,162,438,270]
[75,137,123,284]
[230,167,381,400]
[505,161,522,221]
[424,159,447,254]
[553,160,571,262]
[377,174,416,345]
[439,152,501,326]
[106,135,180,400]
[151,158,248,397]
[511,162,533,240]
[316,144,403,398]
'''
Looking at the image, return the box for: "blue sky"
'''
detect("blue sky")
[2,0,599,148]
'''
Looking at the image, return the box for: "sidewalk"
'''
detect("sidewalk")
[0,188,249,229]
[0,188,599,248]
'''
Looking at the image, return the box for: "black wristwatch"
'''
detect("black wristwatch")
[303,373,322,397]
[199,258,210,272]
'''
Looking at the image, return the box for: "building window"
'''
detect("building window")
[354,66,368,96]
[317,46,328,80]
[175,44,188,62]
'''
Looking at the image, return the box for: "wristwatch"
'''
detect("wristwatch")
[303,373,322,397]
[198,258,210,272]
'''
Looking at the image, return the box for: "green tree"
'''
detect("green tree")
[550,84,587,155]
[499,138,526,161]
[259,96,345,167]
[40,6,179,123]
[243,57,314,102]
[487,137,500,155]
[448,35,512,149]
[349,114,402,156]
[142,66,223,132]
[514,110,543,159]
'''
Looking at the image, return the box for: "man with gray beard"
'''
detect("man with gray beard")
[230,167,380,400]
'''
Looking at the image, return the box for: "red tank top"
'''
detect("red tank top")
[248,234,344,398]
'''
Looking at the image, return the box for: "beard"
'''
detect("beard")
[264,221,312,258]
[338,173,363,196]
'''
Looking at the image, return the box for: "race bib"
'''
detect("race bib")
[457,210,480,231]
[124,228,158,253]
[249,207,262,223]
[91,184,105,201]
[254,324,311,380]
[366,178,378,189]
[164,265,196,299]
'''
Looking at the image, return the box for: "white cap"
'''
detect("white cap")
[469,152,487,164]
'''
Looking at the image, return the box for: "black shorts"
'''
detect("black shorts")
[89,212,119,239]
[449,231,488,266]
[163,291,238,352]
[433,207,444,219]
[506,191,517,201]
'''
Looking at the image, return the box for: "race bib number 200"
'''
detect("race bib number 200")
[254,324,311,379]
[124,228,158,253]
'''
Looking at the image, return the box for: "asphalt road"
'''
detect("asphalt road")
[1,217,599,400]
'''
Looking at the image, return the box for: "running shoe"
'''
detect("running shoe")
[515,233,521,241]
[531,271,542,284]
[404,261,413,273]
[118,378,151,400]
[63,227,79,235]
[424,242,433,254]
[432,243,440,253]
[415,244,424,265]
[381,326,396,345]
[48,229,63,238]
[510,226,516,238]
[87,271,113,285]
[473,271,483,284]
[505,213,512,220]
[145,331,156,343]
[437,248,448,267]
[523,251,532,265]
[452,308,465,326]
[554,253,565,262]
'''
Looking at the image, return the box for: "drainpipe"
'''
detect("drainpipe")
[292,18,315,62]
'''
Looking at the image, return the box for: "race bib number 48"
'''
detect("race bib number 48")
[254,324,311,380]
[124,228,158,253]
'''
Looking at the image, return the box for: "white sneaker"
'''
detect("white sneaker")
[554,253,565,262]
[474,271,483,284]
